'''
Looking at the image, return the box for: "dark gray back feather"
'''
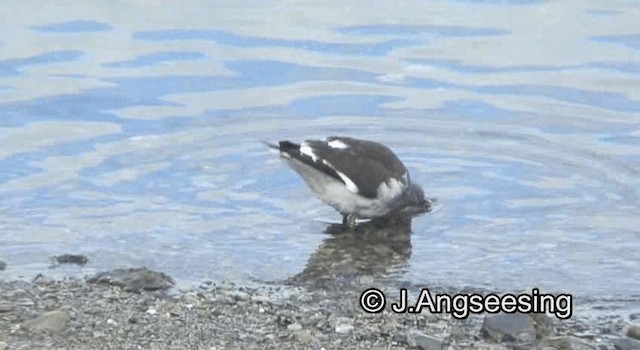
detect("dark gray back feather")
[304,136,409,199]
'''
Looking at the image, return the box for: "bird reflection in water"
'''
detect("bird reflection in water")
[288,214,416,290]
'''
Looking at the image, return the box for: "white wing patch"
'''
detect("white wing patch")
[280,151,291,159]
[335,170,359,193]
[327,139,349,149]
[299,142,318,162]
[377,177,405,201]
[322,159,359,193]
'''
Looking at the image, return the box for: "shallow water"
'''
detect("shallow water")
[1,0,639,300]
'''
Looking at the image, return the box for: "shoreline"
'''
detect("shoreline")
[1,267,640,349]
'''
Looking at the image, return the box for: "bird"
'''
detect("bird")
[265,136,433,229]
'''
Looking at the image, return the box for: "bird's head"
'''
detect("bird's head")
[397,183,434,216]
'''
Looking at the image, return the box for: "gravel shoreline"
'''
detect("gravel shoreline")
[1,266,640,350]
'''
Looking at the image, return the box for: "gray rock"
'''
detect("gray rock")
[627,324,640,341]
[540,336,596,350]
[407,329,444,350]
[287,323,302,331]
[0,302,13,313]
[250,295,272,304]
[449,324,466,342]
[225,290,250,301]
[0,260,6,271]
[333,317,354,334]
[481,313,536,344]
[335,323,354,334]
[293,329,317,345]
[20,308,70,333]
[87,267,175,292]
[50,254,89,266]
[474,344,510,350]
[7,288,29,299]
[32,274,55,285]
[16,298,34,307]
[613,337,640,350]
[0,341,7,350]
[532,313,555,339]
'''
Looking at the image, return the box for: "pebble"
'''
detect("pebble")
[20,308,70,333]
[217,281,235,290]
[450,324,466,342]
[16,298,34,307]
[0,302,13,313]
[0,260,6,271]
[627,324,640,341]
[180,292,198,303]
[51,254,89,266]
[294,329,317,345]
[612,337,640,350]
[474,344,509,350]
[407,329,444,350]
[87,267,175,292]
[226,291,250,301]
[251,295,272,303]
[32,274,55,285]
[532,313,555,339]
[93,331,106,338]
[287,323,303,331]
[481,313,535,344]
[41,292,59,300]
[7,289,29,299]
[335,323,354,334]
[540,336,596,350]
[0,341,7,350]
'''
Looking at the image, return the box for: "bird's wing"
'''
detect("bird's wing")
[301,137,409,199]
[276,140,346,185]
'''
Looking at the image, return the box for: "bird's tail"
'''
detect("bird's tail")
[262,140,301,155]
[261,140,280,150]
[276,140,300,154]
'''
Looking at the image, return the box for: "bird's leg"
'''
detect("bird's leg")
[342,214,357,229]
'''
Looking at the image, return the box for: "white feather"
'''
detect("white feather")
[377,178,405,201]
[321,159,359,193]
[280,151,291,159]
[299,142,318,162]
[334,170,359,193]
[285,159,381,217]
[327,139,349,149]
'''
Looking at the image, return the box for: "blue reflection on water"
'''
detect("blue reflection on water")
[134,29,418,56]
[31,20,113,33]
[0,50,85,77]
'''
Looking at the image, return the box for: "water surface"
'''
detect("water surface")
[1,0,639,302]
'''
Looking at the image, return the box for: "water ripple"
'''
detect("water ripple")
[0,0,638,297]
